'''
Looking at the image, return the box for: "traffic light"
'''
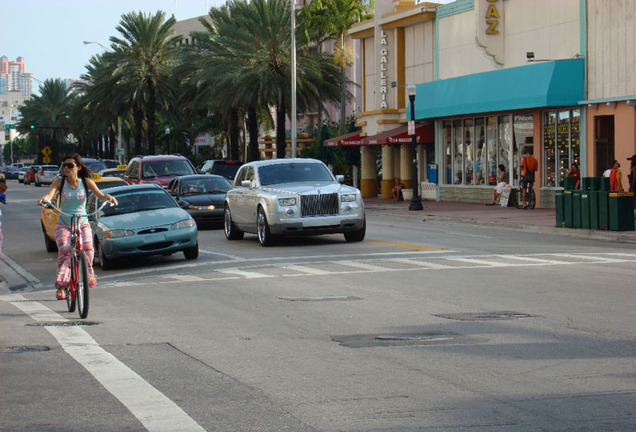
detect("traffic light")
[30,125,35,129]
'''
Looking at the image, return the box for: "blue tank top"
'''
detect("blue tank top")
[59,178,87,225]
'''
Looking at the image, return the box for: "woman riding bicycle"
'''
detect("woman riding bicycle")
[38,154,118,300]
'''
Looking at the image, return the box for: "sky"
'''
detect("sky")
[2,0,223,87]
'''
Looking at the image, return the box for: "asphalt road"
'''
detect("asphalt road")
[1,180,635,431]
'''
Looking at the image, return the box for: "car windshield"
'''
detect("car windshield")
[85,161,107,173]
[102,190,177,216]
[258,163,334,186]
[210,163,241,179]
[142,160,195,179]
[180,177,231,195]
[42,166,58,172]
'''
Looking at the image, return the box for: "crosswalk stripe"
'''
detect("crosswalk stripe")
[451,257,514,267]
[282,265,331,275]
[336,260,390,271]
[217,268,271,278]
[389,258,453,269]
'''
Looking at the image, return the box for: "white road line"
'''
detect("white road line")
[217,268,272,279]
[336,260,390,271]
[496,255,572,265]
[170,275,207,282]
[282,265,331,275]
[199,249,246,260]
[10,297,206,432]
[451,257,514,267]
[389,258,454,269]
[555,253,631,263]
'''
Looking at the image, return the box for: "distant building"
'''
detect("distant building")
[0,56,33,101]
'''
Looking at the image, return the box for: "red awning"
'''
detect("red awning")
[323,131,363,147]
[362,124,434,145]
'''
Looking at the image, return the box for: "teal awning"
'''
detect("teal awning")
[414,58,584,119]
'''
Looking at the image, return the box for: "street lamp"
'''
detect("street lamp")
[165,127,171,154]
[83,40,108,50]
[406,83,423,211]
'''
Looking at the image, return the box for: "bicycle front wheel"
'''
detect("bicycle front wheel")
[67,257,77,313]
[76,253,90,319]
[528,189,536,210]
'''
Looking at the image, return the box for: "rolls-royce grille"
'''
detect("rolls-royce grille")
[301,193,339,217]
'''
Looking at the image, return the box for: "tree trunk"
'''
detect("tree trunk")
[147,79,156,155]
[276,94,287,159]
[247,106,259,162]
[229,108,239,160]
[133,104,143,155]
[339,64,346,134]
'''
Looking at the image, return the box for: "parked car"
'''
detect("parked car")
[24,165,40,185]
[166,174,231,227]
[87,184,198,269]
[200,160,243,180]
[223,158,366,246]
[17,167,27,183]
[40,176,128,252]
[3,166,20,180]
[124,155,197,187]
[35,165,59,186]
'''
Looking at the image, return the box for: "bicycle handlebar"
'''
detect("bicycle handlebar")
[41,199,114,218]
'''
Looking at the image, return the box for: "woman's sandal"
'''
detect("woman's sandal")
[89,275,97,288]
[56,288,66,300]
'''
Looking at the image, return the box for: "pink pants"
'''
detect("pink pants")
[55,222,95,288]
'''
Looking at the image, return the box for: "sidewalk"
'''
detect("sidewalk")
[363,196,636,243]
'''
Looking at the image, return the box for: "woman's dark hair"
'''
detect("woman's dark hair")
[498,164,506,172]
[62,153,91,178]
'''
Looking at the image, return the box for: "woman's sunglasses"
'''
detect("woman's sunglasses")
[63,163,76,169]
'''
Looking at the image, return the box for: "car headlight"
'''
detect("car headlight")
[103,229,134,238]
[278,197,297,206]
[171,219,196,229]
[341,194,357,203]
[188,205,215,211]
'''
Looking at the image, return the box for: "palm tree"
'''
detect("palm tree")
[18,79,74,164]
[108,11,182,154]
[299,0,372,133]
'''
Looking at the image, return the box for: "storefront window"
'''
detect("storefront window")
[441,114,532,187]
[453,119,463,184]
[543,109,579,187]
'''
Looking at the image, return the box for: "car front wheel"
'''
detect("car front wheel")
[344,219,366,243]
[224,206,244,240]
[184,242,199,260]
[257,206,277,246]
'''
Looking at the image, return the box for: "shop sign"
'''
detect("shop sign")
[379,30,389,109]
[476,0,504,65]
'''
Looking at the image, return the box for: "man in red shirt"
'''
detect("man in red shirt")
[520,148,538,209]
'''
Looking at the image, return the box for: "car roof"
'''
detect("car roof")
[177,174,228,181]
[243,158,324,168]
[132,154,190,161]
[101,184,164,194]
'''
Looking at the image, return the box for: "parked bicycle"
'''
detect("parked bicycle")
[510,180,536,209]
[41,199,113,318]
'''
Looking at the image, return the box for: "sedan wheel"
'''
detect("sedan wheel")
[257,206,277,246]
[344,218,366,242]
[96,241,113,270]
[224,206,244,240]
[183,242,199,260]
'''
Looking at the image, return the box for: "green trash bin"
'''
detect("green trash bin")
[598,190,610,230]
[599,177,611,191]
[555,189,565,227]
[581,191,591,229]
[564,190,573,227]
[609,192,635,231]
[589,191,600,229]
[572,190,582,228]
[563,177,576,190]
[581,177,599,191]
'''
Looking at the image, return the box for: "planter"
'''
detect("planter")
[402,188,413,201]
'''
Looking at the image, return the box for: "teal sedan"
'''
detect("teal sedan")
[87,184,198,270]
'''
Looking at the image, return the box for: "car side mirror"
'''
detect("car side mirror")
[241,180,252,188]
[336,175,344,183]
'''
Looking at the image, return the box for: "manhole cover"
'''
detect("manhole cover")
[26,321,100,327]
[278,295,362,302]
[434,311,537,321]
[0,346,51,354]
[333,332,472,348]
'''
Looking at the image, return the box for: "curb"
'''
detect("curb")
[0,254,42,295]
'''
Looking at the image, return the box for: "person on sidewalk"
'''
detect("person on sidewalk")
[627,155,636,216]
[520,148,538,209]
[609,160,624,191]
[391,178,405,201]
[565,163,580,189]
[485,164,508,206]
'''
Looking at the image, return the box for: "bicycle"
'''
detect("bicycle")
[510,179,536,209]
[41,199,113,319]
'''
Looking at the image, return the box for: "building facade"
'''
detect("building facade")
[0,56,33,101]
[332,0,636,207]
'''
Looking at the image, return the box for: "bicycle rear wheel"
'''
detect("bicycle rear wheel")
[76,253,90,319]
[528,189,536,209]
[67,257,77,313]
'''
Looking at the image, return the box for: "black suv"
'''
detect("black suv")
[200,160,243,181]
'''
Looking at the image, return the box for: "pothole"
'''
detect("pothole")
[333,332,473,348]
[26,321,100,327]
[434,311,537,321]
[0,346,51,354]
